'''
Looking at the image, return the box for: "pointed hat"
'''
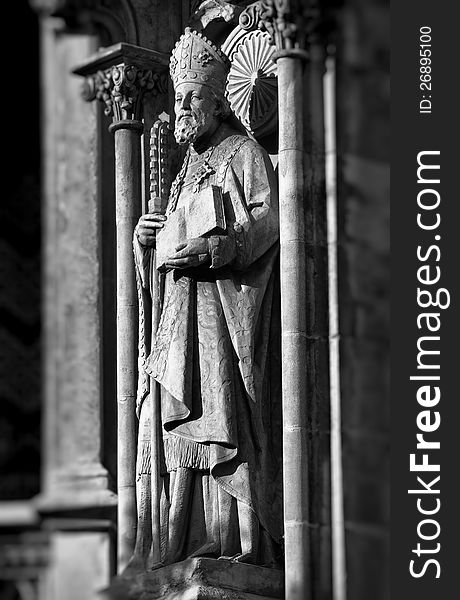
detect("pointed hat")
[170,27,230,93]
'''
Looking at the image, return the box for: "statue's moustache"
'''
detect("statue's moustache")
[178,112,193,121]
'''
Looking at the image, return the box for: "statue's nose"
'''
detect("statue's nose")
[180,94,192,110]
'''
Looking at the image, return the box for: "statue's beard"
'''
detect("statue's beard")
[174,110,207,145]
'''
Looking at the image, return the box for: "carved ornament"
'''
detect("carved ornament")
[73,42,169,124]
[239,0,322,52]
[81,64,167,121]
[223,28,277,137]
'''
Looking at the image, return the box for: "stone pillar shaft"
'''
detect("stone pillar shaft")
[303,41,332,600]
[111,122,143,570]
[276,52,310,600]
[246,0,331,597]
[38,19,117,511]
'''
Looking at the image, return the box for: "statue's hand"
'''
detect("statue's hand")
[135,213,167,247]
[165,238,210,269]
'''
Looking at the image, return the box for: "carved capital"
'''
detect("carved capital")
[82,64,167,121]
[74,43,169,123]
[240,0,323,53]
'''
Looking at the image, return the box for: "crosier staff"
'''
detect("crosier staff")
[148,120,169,566]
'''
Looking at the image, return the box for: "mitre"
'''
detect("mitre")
[170,27,230,93]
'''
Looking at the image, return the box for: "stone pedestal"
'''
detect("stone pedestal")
[106,558,284,600]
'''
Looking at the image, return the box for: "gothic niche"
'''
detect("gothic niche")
[120,15,284,600]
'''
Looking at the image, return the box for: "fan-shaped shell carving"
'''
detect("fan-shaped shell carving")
[225,30,278,137]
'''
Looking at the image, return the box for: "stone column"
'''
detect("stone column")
[275,47,311,600]
[241,2,332,599]
[36,16,117,516]
[74,44,168,571]
[302,29,335,600]
[30,12,118,599]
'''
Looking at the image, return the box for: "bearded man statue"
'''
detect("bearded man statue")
[132,27,282,570]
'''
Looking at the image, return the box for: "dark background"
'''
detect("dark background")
[0,1,41,500]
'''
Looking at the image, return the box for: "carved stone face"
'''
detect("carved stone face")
[173,82,220,145]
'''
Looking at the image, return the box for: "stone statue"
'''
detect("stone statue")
[132,27,282,570]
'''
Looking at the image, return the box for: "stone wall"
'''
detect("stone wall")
[336,0,390,598]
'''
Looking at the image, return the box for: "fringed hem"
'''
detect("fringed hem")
[137,434,210,477]
[137,438,152,480]
[164,434,209,471]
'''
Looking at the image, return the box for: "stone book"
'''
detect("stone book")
[155,184,226,269]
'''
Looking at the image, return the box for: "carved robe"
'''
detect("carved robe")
[133,124,282,568]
